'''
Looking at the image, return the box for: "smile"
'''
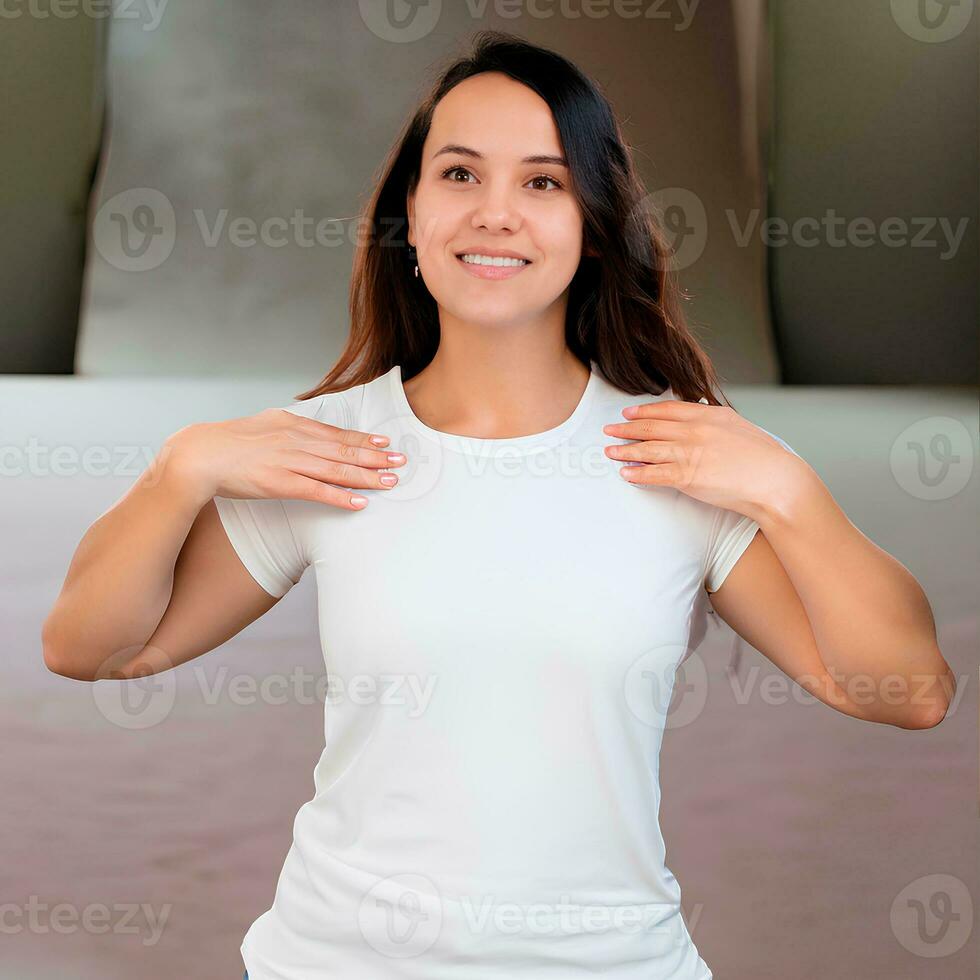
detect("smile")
[455,253,532,280]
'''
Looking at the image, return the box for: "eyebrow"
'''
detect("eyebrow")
[433,143,569,168]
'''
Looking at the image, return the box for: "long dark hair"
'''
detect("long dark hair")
[295,29,728,406]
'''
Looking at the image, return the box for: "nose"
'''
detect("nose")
[469,179,523,234]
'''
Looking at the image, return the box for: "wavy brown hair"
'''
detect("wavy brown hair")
[295,29,728,407]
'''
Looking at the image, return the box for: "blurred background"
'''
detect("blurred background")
[1,1,976,977]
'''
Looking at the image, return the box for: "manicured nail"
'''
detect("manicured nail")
[380,474,398,486]
[369,435,389,446]
[387,453,406,463]
[350,495,369,507]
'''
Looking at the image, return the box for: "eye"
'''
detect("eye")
[439,165,477,184]
[526,174,564,192]
[437,164,564,192]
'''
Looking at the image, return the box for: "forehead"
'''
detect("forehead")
[424,72,563,161]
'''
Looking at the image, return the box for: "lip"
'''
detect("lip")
[454,248,533,281]
[455,247,531,261]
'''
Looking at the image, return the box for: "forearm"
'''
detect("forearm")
[42,437,213,680]
[750,460,955,727]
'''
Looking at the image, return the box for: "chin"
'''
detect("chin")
[446,301,547,327]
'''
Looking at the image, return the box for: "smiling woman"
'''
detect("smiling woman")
[40,25,954,980]
[216,28,949,980]
[228,31,757,978]
[297,30,727,408]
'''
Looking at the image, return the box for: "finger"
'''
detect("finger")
[616,461,682,486]
[283,436,407,470]
[604,440,688,466]
[619,399,704,421]
[281,450,403,492]
[282,413,397,452]
[270,470,373,510]
[602,417,689,442]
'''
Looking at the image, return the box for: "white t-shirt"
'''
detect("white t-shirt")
[214,361,784,979]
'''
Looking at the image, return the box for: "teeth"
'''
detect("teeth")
[459,253,528,267]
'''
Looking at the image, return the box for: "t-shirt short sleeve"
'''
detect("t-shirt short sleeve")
[213,494,307,598]
[703,507,760,594]
[702,425,802,594]
[211,392,355,598]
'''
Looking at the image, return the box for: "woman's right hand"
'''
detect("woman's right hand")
[162,408,406,510]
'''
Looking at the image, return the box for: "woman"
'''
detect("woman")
[43,30,954,980]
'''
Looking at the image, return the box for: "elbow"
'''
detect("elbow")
[899,664,956,730]
[41,618,96,682]
[43,649,97,682]
[900,703,950,730]
[43,652,96,682]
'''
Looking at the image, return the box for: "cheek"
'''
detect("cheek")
[411,193,458,253]
[536,207,584,262]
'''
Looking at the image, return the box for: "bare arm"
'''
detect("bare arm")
[41,411,406,681]
[709,468,956,730]
[41,455,278,681]
[603,398,955,730]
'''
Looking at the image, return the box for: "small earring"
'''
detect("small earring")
[413,263,419,278]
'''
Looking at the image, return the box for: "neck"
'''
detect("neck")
[402,335,591,441]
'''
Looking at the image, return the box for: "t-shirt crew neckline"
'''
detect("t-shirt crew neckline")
[389,361,599,457]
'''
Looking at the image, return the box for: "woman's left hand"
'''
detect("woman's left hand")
[602,399,811,525]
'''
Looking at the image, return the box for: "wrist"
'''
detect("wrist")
[142,425,218,512]
[749,455,828,531]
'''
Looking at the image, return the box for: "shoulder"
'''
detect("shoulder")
[594,370,801,459]
[275,378,375,430]
[589,367,680,416]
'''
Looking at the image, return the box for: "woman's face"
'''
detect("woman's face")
[406,71,588,330]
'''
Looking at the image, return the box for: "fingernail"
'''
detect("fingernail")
[387,453,406,463]
[380,474,398,486]
[369,435,388,446]
[350,495,369,507]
